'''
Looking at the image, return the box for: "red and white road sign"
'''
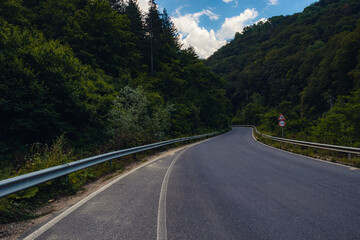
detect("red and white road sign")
[279,120,286,127]
[278,114,286,121]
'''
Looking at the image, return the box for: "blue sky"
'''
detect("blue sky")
[137,0,317,58]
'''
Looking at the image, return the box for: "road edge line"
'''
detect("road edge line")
[156,136,217,240]
[249,127,355,169]
[23,147,187,239]
[157,148,188,240]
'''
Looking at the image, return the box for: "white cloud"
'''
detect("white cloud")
[222,0,239,8]
[175,8,219,22]
[255,18,268,24]
[173,10,226,58]
[138,0,149,13]
[172,8,259,58]
[198,9,220,21]
[267,0,279,5]
[216,8,258,40]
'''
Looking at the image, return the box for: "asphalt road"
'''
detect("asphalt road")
[23,127,360,240]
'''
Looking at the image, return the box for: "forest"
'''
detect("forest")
[206,0,360,147]
[0,0,232,222]
[0,0,231,168]
[1,0,360,223]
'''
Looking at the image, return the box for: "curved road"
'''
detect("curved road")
[23,127,360,239]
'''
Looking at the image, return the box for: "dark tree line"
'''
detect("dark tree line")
[0,0,231,165]
[206,0,360,146]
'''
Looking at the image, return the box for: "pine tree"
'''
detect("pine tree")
[159,9,181,62]
[107,0,126,13]
[63,0,140,79]
[125,0,147,66]
[145,0,162,75]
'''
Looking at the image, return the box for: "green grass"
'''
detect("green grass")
[254,132,360,168]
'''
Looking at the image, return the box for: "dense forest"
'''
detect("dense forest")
[206,0,360,146]
[1,0,360,223]
[2,0,360,170]
[0,0,231,167]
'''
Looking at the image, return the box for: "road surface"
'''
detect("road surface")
[22,127,360,240]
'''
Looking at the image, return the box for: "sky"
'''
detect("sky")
[137,0,317,58]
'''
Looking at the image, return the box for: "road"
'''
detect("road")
[22,127,360,240]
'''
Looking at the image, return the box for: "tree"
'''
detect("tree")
[63,0,141,80]
[145,0,162,75]
[107,86,173,145]
[29,0,77,40]
[206,0,360,136]
[0,19,114,161]
[0,0,30,26]
[107,0,126,13]
[159,9,181,62]
[125,0,147,68]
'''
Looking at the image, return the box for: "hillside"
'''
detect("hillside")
[206,0,360,145]
[0,0,231,165]
[0,0,231,223]
[0,0,231,217]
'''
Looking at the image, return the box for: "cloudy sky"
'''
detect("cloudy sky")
[137,0,317,58]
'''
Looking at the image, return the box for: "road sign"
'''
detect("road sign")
[279,120,286,127]
[278,114,286,121]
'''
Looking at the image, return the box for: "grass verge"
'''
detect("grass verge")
[253,130,360,168]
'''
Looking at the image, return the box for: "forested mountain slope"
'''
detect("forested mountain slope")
[0,1,231,221]
[206,0,360,146]
[0,0,230,165]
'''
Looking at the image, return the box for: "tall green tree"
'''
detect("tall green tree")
[29,0,77,40]
[0,19,114,160]
[107,0,125,13]
[159,9,181,62]
[0,0,232,165]
[63,0,140,81]
[145,0,162,75]
[0,0,30,26]
[207,0,360,121]
[125,0,147,68]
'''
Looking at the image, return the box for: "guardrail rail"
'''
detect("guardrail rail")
[0,131,222,198]
[231,125,360,156]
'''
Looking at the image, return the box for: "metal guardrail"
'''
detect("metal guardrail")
[231,125,360,155]
[0,131,221,198]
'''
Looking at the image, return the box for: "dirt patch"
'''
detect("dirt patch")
[0,142,198,240]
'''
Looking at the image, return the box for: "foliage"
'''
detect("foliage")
[0,0,231,223]
[311,90,360,146]
[63,0,141,79]
[0,18,115,161]
[0,135,107,223]
[107,86,173,144]
[207,0,360,146]
[0,0,230,163]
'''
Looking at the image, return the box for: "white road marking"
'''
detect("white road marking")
[157,148,187,240]
[156,137,217,240]
[249,127,357,170]
[24,137,216,239]
[23,152,181,240]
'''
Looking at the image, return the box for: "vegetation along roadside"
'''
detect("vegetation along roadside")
[0,0,229,225]
[2,0,360,229]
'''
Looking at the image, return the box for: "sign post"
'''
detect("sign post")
[278,114,286,138]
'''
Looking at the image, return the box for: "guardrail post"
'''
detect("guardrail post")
[61,174,69,186]
[348,153,351,161]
